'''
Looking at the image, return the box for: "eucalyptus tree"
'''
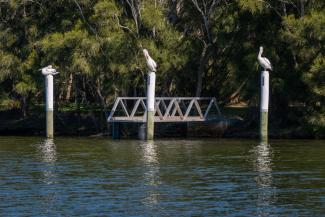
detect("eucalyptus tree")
[281,3,325,136]
[0,0,41,115]
[0,0,323,137]
[172,0,229,96]
[33,0,185,107]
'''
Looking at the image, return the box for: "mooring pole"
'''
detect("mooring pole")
[41,65,59,139]
[146,71,156,140]
[45,74,54,138]
[260,70,269,140]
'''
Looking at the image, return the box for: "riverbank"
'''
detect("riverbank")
[0,106,322,139]
[0,109,107,137]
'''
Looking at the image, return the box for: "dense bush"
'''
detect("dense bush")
[0,0,324,137]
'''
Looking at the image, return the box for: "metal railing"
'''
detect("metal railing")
[107,97,222,123]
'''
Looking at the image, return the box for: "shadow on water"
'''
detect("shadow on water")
[250,140,276,216]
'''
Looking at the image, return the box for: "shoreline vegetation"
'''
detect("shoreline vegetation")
[0,103,322,139]
[0,1,324,138]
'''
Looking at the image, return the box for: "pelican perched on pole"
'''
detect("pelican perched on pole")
[40,65,60,76]
[258,46,271,140]
[143,49,157,72]
[258,47,273,71]
[39,65,59,138]
[142,48,157,140]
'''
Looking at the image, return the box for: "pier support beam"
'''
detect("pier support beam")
[260,70,269,140]
[45,74,54,139]
[112,122,120,139]
[146,72,156,140]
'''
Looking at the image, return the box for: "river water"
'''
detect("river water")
[0,137,324,216]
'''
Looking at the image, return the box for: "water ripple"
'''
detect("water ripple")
[0,138,324,216]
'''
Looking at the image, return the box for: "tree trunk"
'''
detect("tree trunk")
[21,96,27,118]
[65,73,73,101]
[96,77,108,120]
[281,2,287,16]
[196,43,209,97]
[125,0,142,34]
[227,79,248,104]
[300,0,305,17]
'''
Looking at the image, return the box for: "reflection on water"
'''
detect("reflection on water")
[35,139,57,184]
[35,139,57,163]
[251,141,275,216]
[0,137,324,216]
[33,139,59,215]
[141,141,158,165]
[141,141,160,208]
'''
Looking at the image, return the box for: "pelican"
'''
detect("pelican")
[40,65,59,76]
[143,49,157,72]
[258,47,273,71]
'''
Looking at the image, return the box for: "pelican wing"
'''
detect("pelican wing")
[262,57,271,66]
[152,59,157,69]
[147,58,157,72]
[262,57,272,70]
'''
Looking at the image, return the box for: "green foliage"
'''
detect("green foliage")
[0,52,20,81]
[0,0,324,137]
[238,0,264,13]
[282,11,325,104]
[304,55,325,98]
[305,109,325,138]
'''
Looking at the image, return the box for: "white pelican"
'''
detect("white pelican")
[258,47,273,71]
[143,49,157,72]
[40,65,59,76]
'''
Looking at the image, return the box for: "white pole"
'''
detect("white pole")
[41,65,58,138]
[46,75,54,111]
[260,70,269,140]
[146,71,156,140]
[261,71,269,112]
[147,72,156,111]
[46,74,54,138]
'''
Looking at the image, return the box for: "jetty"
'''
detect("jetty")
[107,97,223,139]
